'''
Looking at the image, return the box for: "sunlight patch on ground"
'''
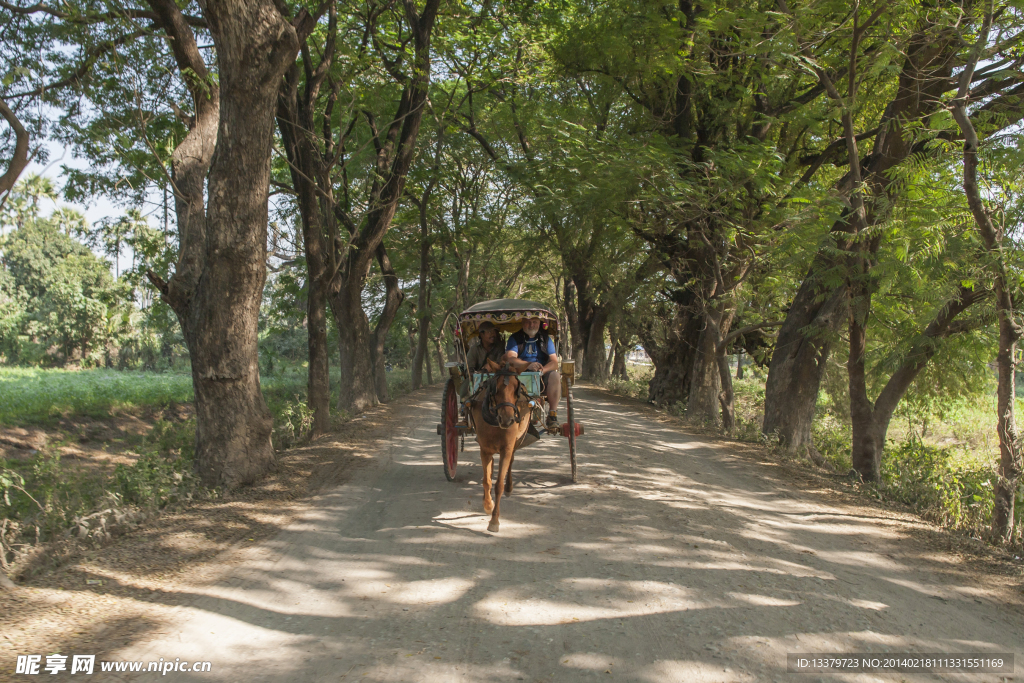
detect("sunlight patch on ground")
[559,652,623,671]
[636,658,753,682]
[472,579,718,625]
[431,511,549,538]
[847,598,888,610]
[725,591,802,607]
[386,577,476,606]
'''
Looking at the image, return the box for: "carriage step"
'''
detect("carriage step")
[561,422,584,437]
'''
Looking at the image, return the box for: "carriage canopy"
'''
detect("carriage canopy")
[458,298,558,339]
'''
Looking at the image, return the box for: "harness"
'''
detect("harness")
[475,367,531,427]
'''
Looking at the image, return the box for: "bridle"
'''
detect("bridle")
[489,367,523,423]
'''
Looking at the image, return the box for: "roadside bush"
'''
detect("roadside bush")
[604,363,652,400]
[878,439,1003,535]
[0,418,204,567]
[271,395,316,450]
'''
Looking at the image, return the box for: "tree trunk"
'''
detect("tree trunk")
[640,303,701,406]
[687,305,733,426]
[434,335,445,377]
[717,353,735,433]
[277,61,331,436]
[612,344,628,380]
[762,279,845,449]
[952,51,1024,539]
[0,97,30,196]
[146,0,300,487]
[848,286,986,481]
[847,296,880,480]
[369,242,405,402]
[411,189,433,390]
[582,306,609,382]
[333,283,376,413]
[191,0,298,486]
[736,351,743,379]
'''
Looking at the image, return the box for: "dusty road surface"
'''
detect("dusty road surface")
[102,386,1021,682]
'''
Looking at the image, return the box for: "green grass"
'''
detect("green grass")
[0,365,430,427]
[0,367,195,425]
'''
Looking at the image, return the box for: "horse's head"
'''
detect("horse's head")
[487,361,522,430]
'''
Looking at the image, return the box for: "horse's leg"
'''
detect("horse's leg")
[504,451,514,493]
[481,451,494,515]
[489,443,513,533]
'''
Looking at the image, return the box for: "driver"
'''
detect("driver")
[506,315,561,432]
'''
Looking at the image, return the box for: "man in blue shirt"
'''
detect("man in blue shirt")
[506,315,561,432]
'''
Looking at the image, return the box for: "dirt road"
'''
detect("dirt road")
[107,386,1022,682]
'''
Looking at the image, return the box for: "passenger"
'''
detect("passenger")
[466,321,505,374]
[506,315,561,432]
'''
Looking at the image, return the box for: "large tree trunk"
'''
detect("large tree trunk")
[191,0,297,487]
[640,302,701,406]
[762,284,845,448]
[146,0,299,487]
[334,283,377,413]
[687,305,733,426]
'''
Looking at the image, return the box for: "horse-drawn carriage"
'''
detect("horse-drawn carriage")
[436,298,583,487]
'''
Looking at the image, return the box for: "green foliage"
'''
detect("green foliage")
[879,440,1002,536]
[1,418,201,550]
[0,367,194,425]
[0,181,136,366]
[113,420,197,508]
[270,395,316,450]
[604,364,653,400]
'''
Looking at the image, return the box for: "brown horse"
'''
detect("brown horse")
[470,359,532,532]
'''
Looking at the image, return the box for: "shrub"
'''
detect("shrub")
[879,439,998,534]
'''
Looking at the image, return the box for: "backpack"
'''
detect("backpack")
[510,329,551,364]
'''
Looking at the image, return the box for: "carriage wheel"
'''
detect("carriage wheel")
[442,379,459,481]
[566,389,577,483]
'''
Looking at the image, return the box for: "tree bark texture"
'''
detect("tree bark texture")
[762,22,960,450]
[582,305,609,382]
[687,305,733,426]
[147,0,300,488]
[639,300,702,406]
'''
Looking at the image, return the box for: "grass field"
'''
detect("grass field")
[0,365,424,426]
[0,367,195,425]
